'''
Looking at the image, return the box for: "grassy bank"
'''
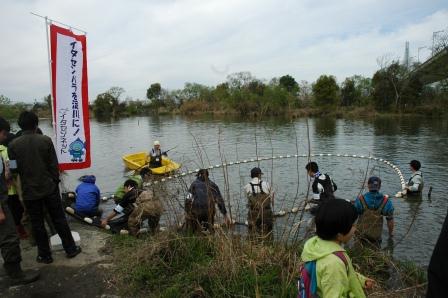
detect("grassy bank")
[107,230,426,297]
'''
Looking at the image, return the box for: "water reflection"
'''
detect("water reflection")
[314,117,337,137]
[373,116,400,136]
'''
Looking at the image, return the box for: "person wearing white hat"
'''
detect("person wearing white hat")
[149,140,166,168]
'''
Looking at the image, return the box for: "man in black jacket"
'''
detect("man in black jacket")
[8,111,81,264]
[185,169,230,232]
[0,116,39,284]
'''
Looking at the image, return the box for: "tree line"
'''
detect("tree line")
[91,59,447,118]
[1,59,447,120]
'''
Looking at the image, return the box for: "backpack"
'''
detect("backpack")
[357,194,388,241]
[298,251,348,298]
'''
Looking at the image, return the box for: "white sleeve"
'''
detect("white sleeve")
[114,204,124,213]
[263,181,272,195]
[312,193,321,201]
[317,183,324,193]
[244,183,251,195]
[409,175,422,192]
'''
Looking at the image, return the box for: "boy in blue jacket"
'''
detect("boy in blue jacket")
[354,176,394,247]
[75,175,101,217]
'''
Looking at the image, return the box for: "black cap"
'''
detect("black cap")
[409,160,421,171]
[251,167,263,178]
[367,176,381,191]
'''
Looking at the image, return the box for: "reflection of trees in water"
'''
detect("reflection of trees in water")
[427,117,448,137]
[314,117,337,137]
[373,116,401,136]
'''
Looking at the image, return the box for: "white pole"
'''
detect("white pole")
[31,12,87,34]
[44,16,56,135]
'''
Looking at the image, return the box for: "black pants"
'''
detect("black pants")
[7,194,24,226]
[427,209,448,297]
[185,200,215,232]
[0,201,22,267]
[23,190,77,257]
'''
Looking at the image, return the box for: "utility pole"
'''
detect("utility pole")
[432,30,443,56]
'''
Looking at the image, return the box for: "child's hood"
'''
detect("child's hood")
[79,175,96,184]
[301,236,345,262]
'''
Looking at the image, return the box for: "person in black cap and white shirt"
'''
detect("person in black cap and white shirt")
[405,160,424,196]
[305,161,337,215]
[244,167,274,235]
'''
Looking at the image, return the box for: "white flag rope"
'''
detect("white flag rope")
[143,153,406,220]
[141,154,406,224]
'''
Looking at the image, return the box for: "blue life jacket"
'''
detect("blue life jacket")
[75,175,100,213]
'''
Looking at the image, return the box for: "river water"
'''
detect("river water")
[35,115,448,266]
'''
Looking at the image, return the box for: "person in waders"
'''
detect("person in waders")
[405,160,424,197]
[354,176,394,248]
[101,179,163,235]
[185,169,231,233]
[305,161,337,215]
[244,167,274,238]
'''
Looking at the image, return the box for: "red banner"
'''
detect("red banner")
[50,24,91,170]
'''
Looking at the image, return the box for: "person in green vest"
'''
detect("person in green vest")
[0,135,28,239]
[113,168,150,203]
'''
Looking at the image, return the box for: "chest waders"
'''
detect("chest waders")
[128,190,163,235]
[357,195,388,243]
[247,181,273,235]
[185,184,216,233]
[407,173,424,196]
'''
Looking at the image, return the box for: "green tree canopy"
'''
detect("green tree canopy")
[93,92,114,118]
[279,75,299,93]
[146,83,162,101]
[341,78,357,106]
[312,75,340,106]
[372,61,407,110]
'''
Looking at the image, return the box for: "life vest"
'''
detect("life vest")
[248,181,271,210]
[357,194,388,241]
[408,173,424,194]
[149,148,162,168]
[312,174,336,202]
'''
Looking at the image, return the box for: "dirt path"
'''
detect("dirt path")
[0,221,118,298]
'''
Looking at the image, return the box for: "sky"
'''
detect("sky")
[0,0,447,103]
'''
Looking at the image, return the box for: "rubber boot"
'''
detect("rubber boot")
[3,262,40,285]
